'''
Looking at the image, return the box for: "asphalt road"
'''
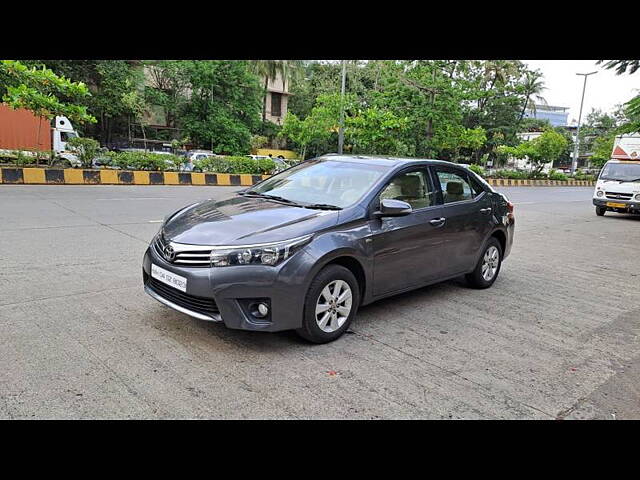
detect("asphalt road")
[1,185,639,419]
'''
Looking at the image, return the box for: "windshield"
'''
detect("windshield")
[248,159,391,208]
[599,162,640,182]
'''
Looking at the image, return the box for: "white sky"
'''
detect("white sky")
[523,60,640,124]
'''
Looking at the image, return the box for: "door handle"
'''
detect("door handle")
[429,217,446,226]
[479,207,492,214]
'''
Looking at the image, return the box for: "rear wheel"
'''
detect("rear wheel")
[296,264,360,344]
[595,206,606,216]
[466,237,502,289]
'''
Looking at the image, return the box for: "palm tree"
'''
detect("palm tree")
[250,60,302,122]
[598,60,640,75]
[519,70,548,123]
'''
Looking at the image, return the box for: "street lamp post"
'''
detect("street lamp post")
[571,71,597,175]
[338,60,347,155]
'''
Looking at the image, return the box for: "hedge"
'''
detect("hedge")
[194,156,277,175]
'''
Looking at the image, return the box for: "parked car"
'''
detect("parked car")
[143,154,515,343]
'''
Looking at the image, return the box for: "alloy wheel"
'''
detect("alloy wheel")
[315,280,353,333]
[481,245,500,281]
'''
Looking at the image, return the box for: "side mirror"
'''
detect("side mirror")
[375,198,412,217]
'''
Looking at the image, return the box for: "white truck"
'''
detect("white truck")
[593,133,640,216]
[0,104,82,167]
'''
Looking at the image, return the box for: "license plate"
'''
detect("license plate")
[606,202,627,208]
[151,264,187,292]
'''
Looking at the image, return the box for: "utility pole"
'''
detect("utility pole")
[338,60,347,154]
[571,71,597,174]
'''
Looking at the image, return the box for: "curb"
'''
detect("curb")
[486,178,595,187]
[0,168,595,188]
[0,167,269,186]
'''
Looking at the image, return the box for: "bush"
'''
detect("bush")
[194,155,277,175]
[14,150,33,167]
[67,137,101,168]
[570,173,595,181]
[491,169,530,180]
[548,169,568,181]
[105,151,185,171]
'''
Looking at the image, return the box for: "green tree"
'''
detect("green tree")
[179,61,262,154]
[518,70,547,122]
[280,93,351,159]
[0,60,95,124]
[599,60,640,131]
[21,60,145,144]
[346,106,409,155]
[590,133,616,167]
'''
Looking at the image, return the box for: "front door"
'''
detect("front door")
[370,168,447,296]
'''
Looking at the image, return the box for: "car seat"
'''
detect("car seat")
[444,181,466,203]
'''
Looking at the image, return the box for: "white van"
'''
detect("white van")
[593,133,640,216]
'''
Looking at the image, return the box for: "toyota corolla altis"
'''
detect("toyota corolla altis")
[143,154,515,343]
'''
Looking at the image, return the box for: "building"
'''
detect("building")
[524,104,569,127]
[262,71,291,125]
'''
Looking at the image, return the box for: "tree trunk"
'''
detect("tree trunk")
[262,77,269,122]
[518,97,530,124]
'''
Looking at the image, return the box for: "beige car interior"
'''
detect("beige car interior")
[380,173,432,209]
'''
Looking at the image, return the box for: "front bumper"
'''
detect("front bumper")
[593,197,640,212]
[142,244,314,332]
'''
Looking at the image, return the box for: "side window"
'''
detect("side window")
[468,174,486,197]
[379,169,435,209]
[434,169,474,204]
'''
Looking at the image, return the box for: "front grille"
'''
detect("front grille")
[153,234,212,267]
[146,276,219,317]
[605,191,633,200]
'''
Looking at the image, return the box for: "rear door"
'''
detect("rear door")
[430,166,494,275]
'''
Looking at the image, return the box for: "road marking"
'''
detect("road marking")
[94,197,170,201]
[149,220,163,223]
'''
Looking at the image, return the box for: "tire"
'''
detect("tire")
[466,237,503,289]
[296,264,360,344]
[595,206,606,216]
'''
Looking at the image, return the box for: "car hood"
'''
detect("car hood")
[163,194,340,245]
[597,179,640,192]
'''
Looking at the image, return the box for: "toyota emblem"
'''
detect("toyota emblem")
[163,244,176,262]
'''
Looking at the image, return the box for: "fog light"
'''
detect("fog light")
[249,302,269,318]
[597,190,604,197]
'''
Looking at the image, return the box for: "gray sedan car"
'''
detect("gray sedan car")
[143,154,515,343]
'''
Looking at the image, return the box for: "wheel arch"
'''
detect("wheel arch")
[490,228,507,254]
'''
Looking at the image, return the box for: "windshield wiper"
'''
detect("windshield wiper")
[302,203,342,210]
[238,191,303,206]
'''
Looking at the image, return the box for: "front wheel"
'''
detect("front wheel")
[595,206,606,216]
[296,264,360,344]
[466,237,502,289]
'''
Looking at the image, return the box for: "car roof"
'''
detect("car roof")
[318,153,465,169]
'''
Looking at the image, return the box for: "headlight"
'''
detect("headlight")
[209,234,313,267]
[635,194,640,201]
[596,190,604,197]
